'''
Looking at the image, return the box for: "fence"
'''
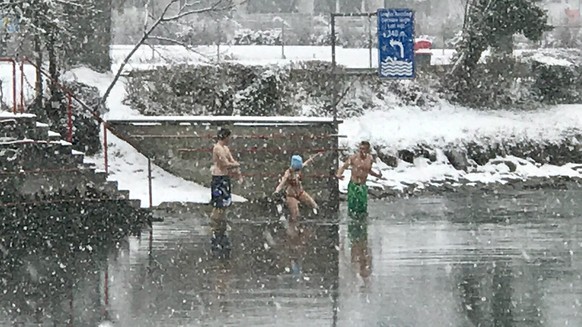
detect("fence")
[0,57,75,141]
[0,57,119,181]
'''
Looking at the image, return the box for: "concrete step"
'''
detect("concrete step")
[117,189,130,200]
[71,153,85,164]
[101,180,119,195]
[0,142,78,171]
[0,145,96,175]
[81,161,96,167]
[0,167,99,200]
[47,130,62,141]
[0,116,36,140]
[128,199,142,209]
[33,124,50,140]
[92,170,108,183]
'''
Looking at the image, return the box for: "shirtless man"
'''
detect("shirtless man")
[210,128,241,257]
[335,141,383,219]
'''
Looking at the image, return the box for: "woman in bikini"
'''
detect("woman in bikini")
[273,153,322,222]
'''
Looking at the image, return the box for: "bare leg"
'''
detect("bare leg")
[298,192,319,215]
[210,208,227,235]
[286,196,300,222]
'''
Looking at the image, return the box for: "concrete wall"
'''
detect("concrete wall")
[108,117,342,212]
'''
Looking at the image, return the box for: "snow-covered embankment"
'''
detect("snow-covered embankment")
[338,105,582,196]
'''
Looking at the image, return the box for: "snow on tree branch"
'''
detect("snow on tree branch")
[161,0,237,22]
[147,36,213,61]
[100,0,242,106]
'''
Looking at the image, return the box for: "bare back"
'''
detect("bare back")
[349,154,374,184]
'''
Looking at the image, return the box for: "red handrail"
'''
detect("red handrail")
[8,57,148,204]
[20,57,74,142]
[103,124,108,174]
[0,57,17,113]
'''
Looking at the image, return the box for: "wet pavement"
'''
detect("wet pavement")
[1,189,582,326]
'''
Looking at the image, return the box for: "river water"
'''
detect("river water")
[1,189,581,326]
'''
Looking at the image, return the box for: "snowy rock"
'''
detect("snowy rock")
[444,149,470,172]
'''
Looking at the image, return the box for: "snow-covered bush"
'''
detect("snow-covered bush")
[463,54,534,108]
[125,63,258,116]
[530,61,581,104]
[541,26,582,48]
[61,81,105,155]
[444,49,582,109]
[233,28,282,45]
[233,67,291,116]
[123,60,444,119]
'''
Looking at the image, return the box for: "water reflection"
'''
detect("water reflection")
[109,217,339,327]
[0,245,111,326]
[347,214,372,282]
[338,190,582,327]
[1,189,582,326]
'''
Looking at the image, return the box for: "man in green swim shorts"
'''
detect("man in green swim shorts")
[335,141,383,219]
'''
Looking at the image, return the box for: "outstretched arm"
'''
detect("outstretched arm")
[369,168,383,179]
[336,156,352,179]
[303,152,324,167]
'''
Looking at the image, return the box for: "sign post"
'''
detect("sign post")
[377,8,415,79]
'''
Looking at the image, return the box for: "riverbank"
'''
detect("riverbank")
[64,67,582,204]
[4,47,582,206]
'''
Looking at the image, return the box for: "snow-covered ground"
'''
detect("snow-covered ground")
[62,67,247,207]
[341,105,582,151]
[85,126,247,207]
[1,64,247,208]
[338,106,582,192]
[2,45,582,205]
[110,44,575,71]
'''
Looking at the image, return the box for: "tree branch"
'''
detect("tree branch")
[180,1,203,12]
[143,42,175,63]
[161,0,235,22]
[99,0,178,105]
[147,36,213,62]
[143,0,151,36]
[100,0,239,106]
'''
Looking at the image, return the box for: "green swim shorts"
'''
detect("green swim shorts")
[347,181,368,219]
[348,217,368,243]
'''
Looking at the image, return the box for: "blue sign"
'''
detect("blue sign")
[377,8,415,79]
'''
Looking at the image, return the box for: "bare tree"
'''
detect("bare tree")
[100,0,242,106]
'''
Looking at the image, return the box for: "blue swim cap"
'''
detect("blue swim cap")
[291,155,303,170]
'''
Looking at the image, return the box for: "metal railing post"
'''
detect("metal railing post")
[103,123,109,174]
[148,158,153,208]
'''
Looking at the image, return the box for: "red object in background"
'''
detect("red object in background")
[414,39,432,51]
[565,8,580,18]
[565,8,580,25]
